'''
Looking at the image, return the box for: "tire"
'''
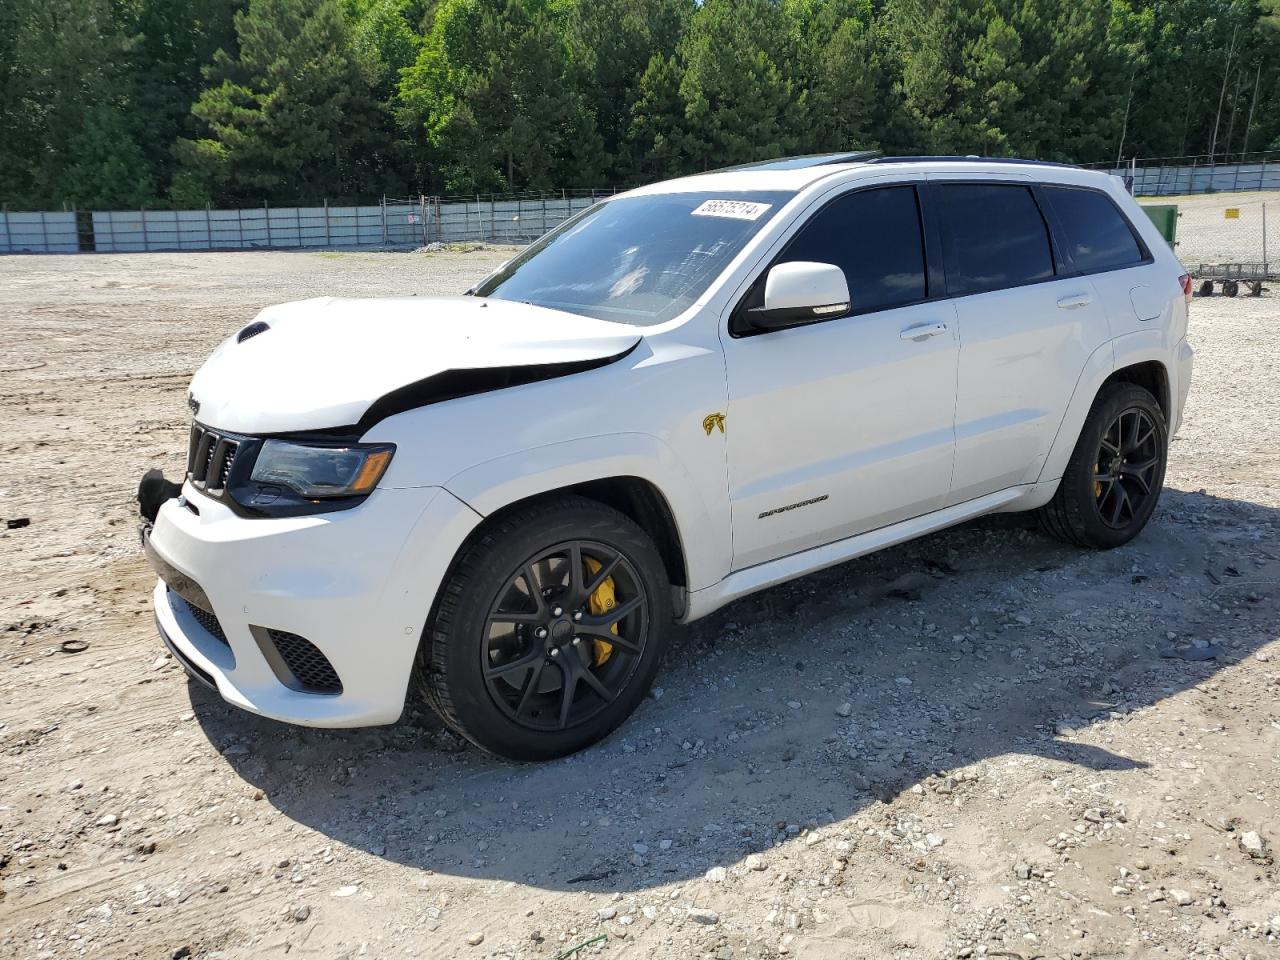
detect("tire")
[417,495,672,761]
[1037,382,1168,549]
[1223,279,1239,298]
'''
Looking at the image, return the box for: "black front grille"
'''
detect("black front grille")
[177,594,230,647]
[267,630,342,694]
[187,423,240,492]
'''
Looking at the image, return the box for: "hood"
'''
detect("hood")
[187,296,642,434]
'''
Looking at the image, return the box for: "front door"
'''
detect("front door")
[721,183,959,571]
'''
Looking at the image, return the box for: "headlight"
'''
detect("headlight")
[249,441,395,498]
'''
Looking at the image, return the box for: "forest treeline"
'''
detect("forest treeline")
[1,0,1278,209]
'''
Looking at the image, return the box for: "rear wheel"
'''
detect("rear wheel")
[1037,382,1167,549]
[417,495,671,761]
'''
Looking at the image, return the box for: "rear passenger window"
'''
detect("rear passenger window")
[1043,185,1145,273]
[935,184,1054,295]
[778,185,926,314]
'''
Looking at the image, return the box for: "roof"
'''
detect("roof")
[624,154,1094,198]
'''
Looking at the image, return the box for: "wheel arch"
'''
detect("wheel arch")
[471,477,690,598]
[441,433,728,612]
[1102,359,1170,423]
[1038,337,1173,484]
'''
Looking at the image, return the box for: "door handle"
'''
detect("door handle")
[900,321,949,341]
[1056,293,1094,310]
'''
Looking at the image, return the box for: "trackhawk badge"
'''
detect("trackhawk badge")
[187,393,200,416]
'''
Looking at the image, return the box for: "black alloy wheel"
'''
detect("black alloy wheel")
[1038,382,1168,549]
[1092,407,1162,529]
[417,495,672,761]
[481,540,649,731]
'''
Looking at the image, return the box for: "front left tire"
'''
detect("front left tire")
[417,495,672,761]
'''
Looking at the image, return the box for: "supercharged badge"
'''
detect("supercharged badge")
[758,494,830,519]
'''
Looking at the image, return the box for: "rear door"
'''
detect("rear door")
[927,178,1111,503]
[721,180,959,570]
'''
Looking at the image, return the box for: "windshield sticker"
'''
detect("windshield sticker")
[691,199,772,221]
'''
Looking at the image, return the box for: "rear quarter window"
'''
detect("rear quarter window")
[1042,185,1147,273]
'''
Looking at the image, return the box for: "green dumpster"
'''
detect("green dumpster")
[1141,204,1178,248]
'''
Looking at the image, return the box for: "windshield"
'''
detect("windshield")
[472,191,794,325]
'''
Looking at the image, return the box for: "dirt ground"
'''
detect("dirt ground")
[1,250,1278,960]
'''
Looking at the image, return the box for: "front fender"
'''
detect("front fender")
[443,432,729,592]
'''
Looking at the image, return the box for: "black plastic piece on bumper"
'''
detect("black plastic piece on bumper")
[156,616,219,693]
[145,538,215,614]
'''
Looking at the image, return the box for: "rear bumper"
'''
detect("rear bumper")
[148,482,480,727]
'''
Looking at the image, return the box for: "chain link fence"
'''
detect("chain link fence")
[1145,194,1275,291]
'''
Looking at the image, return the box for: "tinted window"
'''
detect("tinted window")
[776,186,926,314]
[935,184,1054,295]
[473,190,793,326]
[1043,185,1145,273]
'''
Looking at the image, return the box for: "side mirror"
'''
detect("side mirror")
[747,261,850,330]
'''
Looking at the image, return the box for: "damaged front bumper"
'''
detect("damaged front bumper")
[143,479,481,727]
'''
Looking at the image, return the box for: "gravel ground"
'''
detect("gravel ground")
[1,250,1278,960]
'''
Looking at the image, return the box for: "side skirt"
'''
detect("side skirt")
[681,483,1051,623]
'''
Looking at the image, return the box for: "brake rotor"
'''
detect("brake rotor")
[583,555,618,666]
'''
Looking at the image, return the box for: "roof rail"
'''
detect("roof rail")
[867,155,1081,169]
[713,151,882,173]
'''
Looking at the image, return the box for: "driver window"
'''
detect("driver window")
[739,185,928,327]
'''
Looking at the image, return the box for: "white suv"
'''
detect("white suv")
[145,154,1194,760]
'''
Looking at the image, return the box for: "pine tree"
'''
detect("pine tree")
[677,0,800,171]
[783,0,884,153]
[126,0,242,203]
[626,54,689,180]
[398,0,595,192]
[177,0,394,204]
[556,0,692,182]
[0,0,154,208]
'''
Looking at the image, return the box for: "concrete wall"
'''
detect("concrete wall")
[0,211,80,253]
[89,204,426,252]
[1104,161,1280,197]
[1,196,605,254]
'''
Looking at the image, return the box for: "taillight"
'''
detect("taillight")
[1179,273,1193,304]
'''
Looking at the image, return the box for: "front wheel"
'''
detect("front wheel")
[417,495,672,761]
[1037,382,1168,549]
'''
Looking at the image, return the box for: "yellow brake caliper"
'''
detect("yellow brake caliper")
[583,556,617,666]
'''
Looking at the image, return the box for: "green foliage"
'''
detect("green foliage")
[555,0,691,180]
[180,0,399,203]
[782,0,883,152]
[0,0,155,208]
[677,0,800,170]
[398,0,599,192]
[124,0,244,202]
[3,0,1280,207]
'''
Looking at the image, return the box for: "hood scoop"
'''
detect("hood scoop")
[236,320,270,343]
